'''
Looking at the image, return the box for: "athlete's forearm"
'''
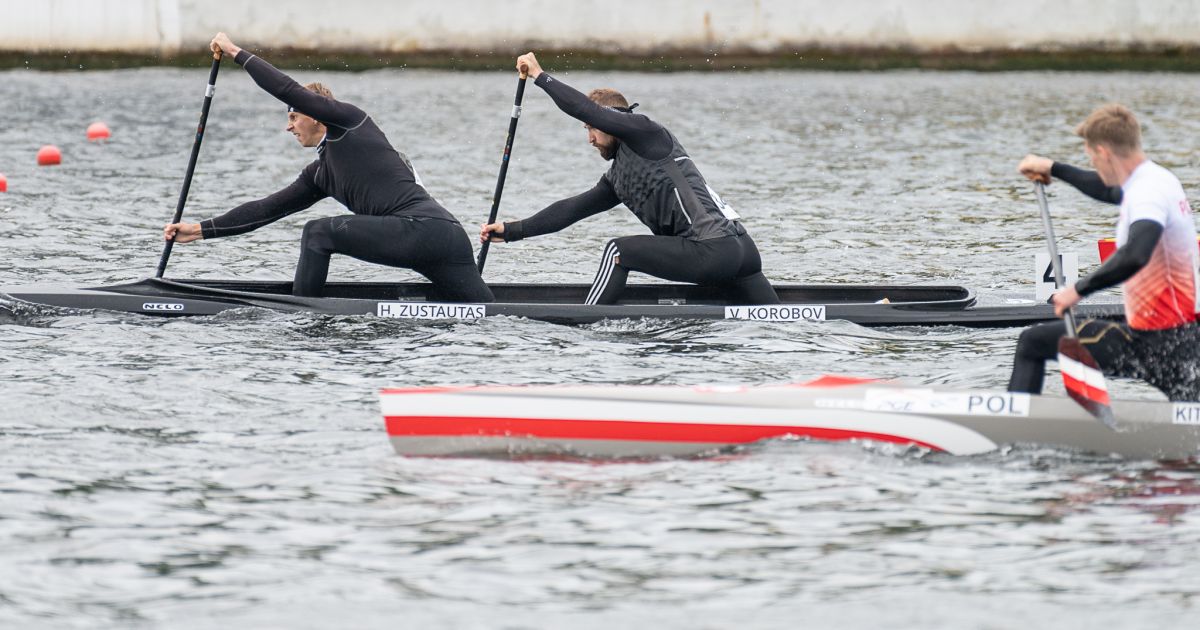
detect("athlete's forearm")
[534,73,670,159]
[235,51,364,128]
[1075,219,1162,296]
[1051,162,1123,205]
[503,178,619,242]
[201,173,326,239]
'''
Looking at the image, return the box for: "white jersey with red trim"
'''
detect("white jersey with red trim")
[1116,160,1200,330]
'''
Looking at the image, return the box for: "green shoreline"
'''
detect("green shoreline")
[6,46,1200,72]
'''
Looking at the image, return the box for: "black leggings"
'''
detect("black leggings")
[586,232,780,305]
[294,214,494,302]
[1007,319,1200,401]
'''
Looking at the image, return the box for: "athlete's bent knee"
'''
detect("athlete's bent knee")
[1014,324,1062,361]
[604,238,624,266]
[1014,327,1039,358]
[300,219,335,252]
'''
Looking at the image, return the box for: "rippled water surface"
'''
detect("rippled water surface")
[2,68,1200,628]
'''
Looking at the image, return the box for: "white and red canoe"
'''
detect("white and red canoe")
[380,376,1200,460]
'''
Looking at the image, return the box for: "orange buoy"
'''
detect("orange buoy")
[0,172,7,192]
[86,121,111,141]
[37,145,62,166]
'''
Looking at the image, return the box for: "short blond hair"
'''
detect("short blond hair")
[588,88,629,109]
[1075,104,1141,156]
[305,82,334,100]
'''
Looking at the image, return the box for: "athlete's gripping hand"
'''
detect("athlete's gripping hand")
[1051,285,1082,317]
[516,53,543,79]
[480,222,506,243]
[210,32,243,59]
[1018,154,1053,184]
[164,222,203,244]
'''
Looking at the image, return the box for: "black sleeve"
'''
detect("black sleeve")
[1051,162,1123,205]
[1074,219,1163,296]
[235,50,366,129]
[502,177,620,242]
[534,73,672,160]
[200,164,327,239]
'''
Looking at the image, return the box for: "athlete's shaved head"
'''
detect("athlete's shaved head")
[588,88,629,110]
[1076,104,1141,157]
[305,82,334,100]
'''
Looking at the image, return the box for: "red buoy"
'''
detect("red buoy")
[37,145,62,166]
[0,173,7,192]
[87,121,111,141]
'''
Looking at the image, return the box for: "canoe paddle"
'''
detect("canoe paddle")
[156,51,222,279]
[477,71,528,274]
[1034,181,1117,429]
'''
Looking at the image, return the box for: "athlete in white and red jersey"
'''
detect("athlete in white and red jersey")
[1010,104,1200,401]
[1114,161,1199,329]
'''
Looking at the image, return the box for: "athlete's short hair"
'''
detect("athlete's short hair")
[1075,104,1141,156]
[305,82,334,100]
[588,88,629,110]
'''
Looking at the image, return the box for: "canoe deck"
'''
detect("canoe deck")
[380,379,1200,460]
[126,278,978,306]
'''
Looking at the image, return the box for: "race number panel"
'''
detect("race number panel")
[1035,252,1079,301]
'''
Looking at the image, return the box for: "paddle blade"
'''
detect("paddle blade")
[1057,338,1117,429]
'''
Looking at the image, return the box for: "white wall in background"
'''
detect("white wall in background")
[3,0,1199,53]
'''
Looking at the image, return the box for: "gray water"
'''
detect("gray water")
[2,68,1199,629]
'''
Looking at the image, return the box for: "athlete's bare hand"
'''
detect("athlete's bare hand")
[210,32,242,59]
[1018,154,1053,184]
[516,53,543,79]
[164,222,203,244]
[480,222,506,243]
[1051,285,1081,317]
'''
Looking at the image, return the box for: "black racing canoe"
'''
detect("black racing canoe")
[0,278,1123,327]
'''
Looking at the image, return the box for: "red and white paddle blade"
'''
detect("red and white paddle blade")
[1057,338,1117,430]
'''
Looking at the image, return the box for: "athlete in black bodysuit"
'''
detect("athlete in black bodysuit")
[480,52,779,305]
[164,33,493,302]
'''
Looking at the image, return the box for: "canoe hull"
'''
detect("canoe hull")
[379,382,1200,460]
[1,278,1123,327]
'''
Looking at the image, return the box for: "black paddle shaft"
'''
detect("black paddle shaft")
[477,73,528,274]
[1034,182,1080,335]
[156,54,222,279]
